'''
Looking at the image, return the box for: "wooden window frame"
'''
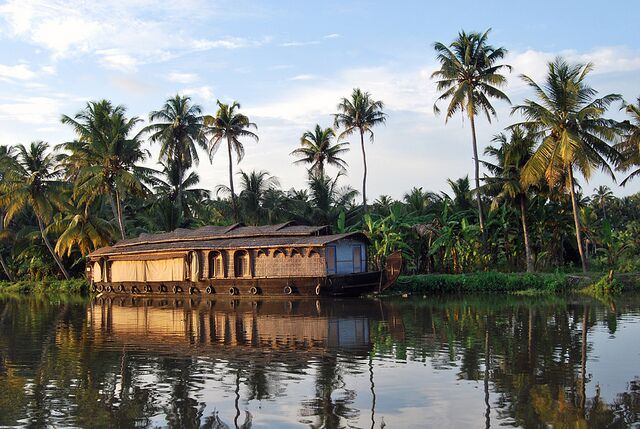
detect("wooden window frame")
[326,245,337,274]
[352,245,362,273]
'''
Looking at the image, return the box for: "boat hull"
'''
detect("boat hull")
[92,271,384,298]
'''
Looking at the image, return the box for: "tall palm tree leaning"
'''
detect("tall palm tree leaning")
[516,58,621,273]
[617,96,640,185]
[203,101,258,222]
[145,95,206,217]
[432,29,511,238]
[0,142,70,279]
[482,126,537,272]
[0,145,16,281]
[334,88,386,211]
[291,125,349,177]
[61,100,152,239]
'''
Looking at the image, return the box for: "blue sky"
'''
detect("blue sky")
[1,0,639,199]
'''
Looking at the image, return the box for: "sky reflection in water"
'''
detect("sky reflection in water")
[0,294,639,428]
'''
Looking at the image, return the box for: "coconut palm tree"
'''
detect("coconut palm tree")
[0,145,16,280]
[445,176,473,213]
[482,126,537,272]
[235,170,280,225]
[203,101,259,222]
[617,96,640,185]
[432,29,511,237]
[515,58,621,272]
[50,197,115,257]
[291,125,349,177]
[307,172,359,226]
[0,142,70,279]
[591,185,615,219]
[145,95,206,212]
[334,88,386,210]
[61,100,153,239]
[152,159,210,224]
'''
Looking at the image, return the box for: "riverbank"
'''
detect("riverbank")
[389,271,640,295]
[0,279,89,295]
[2,272,639,297]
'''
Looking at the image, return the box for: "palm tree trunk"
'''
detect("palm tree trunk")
[469,114,486,240]
[568,166,589,273]
[359,129,368,211]
[176,160,183,220]
[0,254,12,282]
[520,194,535,273]
[228,137,239,222]
[37,216,69,280]
[115,189,126,240]
[0,212,14,281]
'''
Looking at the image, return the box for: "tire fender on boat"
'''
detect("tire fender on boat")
[283,285,293,295]
[250,286,259,295]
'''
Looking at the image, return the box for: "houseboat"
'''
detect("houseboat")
[87,222,402,297]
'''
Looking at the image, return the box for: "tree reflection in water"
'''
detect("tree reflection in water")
[0,294,639,428]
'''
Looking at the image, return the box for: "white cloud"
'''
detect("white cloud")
[0,0,268,71]
[167,72,199,84]
[506,46,640,94]
[0,96,65,124]
[280,40,321,48]
[323,33,341,39]
[96,49,139,72]
[288,74,320,81]
[179,85,215,101]
[0,63,37,81]
[191,37,265,50]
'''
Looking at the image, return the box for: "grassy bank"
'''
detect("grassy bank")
[392,272,571,295]
[0,279,89,295]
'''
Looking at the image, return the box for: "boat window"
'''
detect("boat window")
[210,252,224,278]
[326,246,336,274]
[235,251,250,277]
[353,246,362,273]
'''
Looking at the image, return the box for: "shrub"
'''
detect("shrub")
[392,272,569,295]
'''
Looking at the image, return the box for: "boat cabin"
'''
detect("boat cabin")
[88,222,370,285]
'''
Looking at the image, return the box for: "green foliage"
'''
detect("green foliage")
[0,278,89,295]
[394,272,569,294]
[589,274,624,295]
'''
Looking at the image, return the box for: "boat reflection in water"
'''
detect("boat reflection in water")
[87,296,400,428]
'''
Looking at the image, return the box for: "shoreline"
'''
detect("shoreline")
[2,272,640,298]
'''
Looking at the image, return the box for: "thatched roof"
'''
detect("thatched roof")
[90,222,369,258]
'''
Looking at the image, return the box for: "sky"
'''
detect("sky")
[0,0,639,200]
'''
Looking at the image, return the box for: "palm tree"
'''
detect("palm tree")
[61,100,153,239]
[334,88,386,210]
[0,142,70,279]
[591,185,614,219]
[50,198,115,257]
[515,58,621,272]
[617,96,640,185]
[482,126,537,272]
[203,101,259,222]
[145,95,206,213]
[232,170,280,225]
[432,29,511,237]
[291,125,349,177]
[445,176,473,212]
[152,160,210,224]
[307,172,358,225]
[0,145,16,280]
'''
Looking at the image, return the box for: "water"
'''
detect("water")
[1,294,639,428]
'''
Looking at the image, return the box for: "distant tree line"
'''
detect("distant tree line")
[1,29,639,280]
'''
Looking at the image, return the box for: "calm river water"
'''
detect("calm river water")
[0,293,639,428]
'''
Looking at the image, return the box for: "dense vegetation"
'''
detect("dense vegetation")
[1,30,639,284]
